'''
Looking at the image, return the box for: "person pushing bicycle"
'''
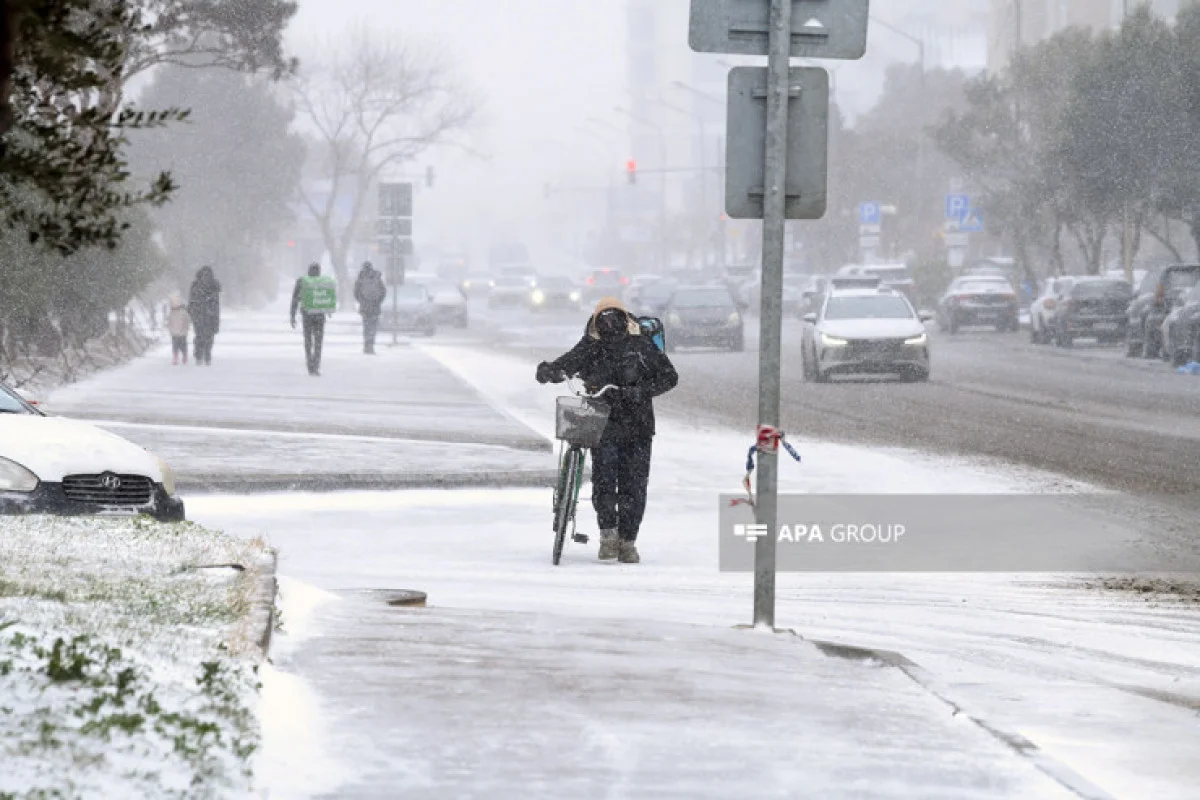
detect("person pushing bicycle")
[536,297,678,563]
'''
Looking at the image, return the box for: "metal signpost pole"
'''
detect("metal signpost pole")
[753,0,792,630]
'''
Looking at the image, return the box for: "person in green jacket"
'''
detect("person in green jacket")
[290,263,332,376]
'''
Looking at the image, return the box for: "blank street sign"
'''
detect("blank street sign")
[690,0,870,60]
[725,66,829,220]
[378,183,413,218]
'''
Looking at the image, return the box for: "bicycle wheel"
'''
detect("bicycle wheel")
[552,447,583,565]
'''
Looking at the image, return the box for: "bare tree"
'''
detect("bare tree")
[293,27,480,294]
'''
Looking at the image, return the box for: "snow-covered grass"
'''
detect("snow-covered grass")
[0,516,272,799]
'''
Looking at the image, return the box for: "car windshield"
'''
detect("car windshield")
[954,279,1011,293]
[396,285,428,300]
[591,270,622,283]
[494,276,528,287]
[641,283,676,299]
[673,288,733,309]
[540,277,573,289]
[0,384,32,414]
[1072,280,1131,299]
[824,295,914,320]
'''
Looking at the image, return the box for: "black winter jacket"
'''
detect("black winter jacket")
[547,330,678,440]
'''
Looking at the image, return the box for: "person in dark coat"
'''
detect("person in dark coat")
[290,263,330,376]
[536,297,678,564]
[187,266,221,366]
[353,261,387,354]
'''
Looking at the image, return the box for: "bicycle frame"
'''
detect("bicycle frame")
[550,380,616,565]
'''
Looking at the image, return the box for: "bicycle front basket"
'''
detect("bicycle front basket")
[555,396,611,447]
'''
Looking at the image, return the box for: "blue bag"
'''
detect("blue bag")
[637,316,666,352]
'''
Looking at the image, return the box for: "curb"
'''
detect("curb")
[179,470,559,494]
[808,638,1115,800]
[251,550,279,657]
[64,413,553,454]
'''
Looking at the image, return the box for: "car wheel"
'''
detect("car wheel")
[1055,329,1073,348]
[813,364,830,383]
[1030,318,1043,344]
[901,368,930,383]
[1141,320,1160,359]
[729,334,745,352]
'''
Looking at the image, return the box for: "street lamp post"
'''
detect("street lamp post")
[658,96,711,267]
[614,105,670,271]
[671,81,728,270]
[871,16,927,254]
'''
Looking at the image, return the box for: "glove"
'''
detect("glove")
[536,362,563,384]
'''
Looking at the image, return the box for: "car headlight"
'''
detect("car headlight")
[904,333,928,345]
[569,291,581,302]
[728,311,741,325]
[153,453,177,496]
[0,456,39,492]
[820,332,848,347]
[463,280,472,289]
[667,313,682,325]
[531,290,546,304]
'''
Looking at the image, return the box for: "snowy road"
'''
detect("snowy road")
[134,312,1200,799]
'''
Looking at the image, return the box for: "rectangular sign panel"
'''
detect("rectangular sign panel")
[690,0,870,60]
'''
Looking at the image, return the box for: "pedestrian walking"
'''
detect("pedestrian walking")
[353,261,388,354]
[167,294,191,365]
[290,263,337,376]
[535,297,678,564]
[187,266,221,366]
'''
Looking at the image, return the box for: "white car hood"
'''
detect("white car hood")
[0,415,162,483]
[818,318,926,340]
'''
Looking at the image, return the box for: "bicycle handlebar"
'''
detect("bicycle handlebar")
[566,377,618,399]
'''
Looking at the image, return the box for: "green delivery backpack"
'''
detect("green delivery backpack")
[300,275,337,314]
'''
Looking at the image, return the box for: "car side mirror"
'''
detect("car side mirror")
[918,310,934,322]
[803,312,817,324]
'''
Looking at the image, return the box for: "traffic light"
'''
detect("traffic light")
[626,159,637,185]
[426,166,435,188]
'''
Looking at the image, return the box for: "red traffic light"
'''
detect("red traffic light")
[286,240,296,248]
[626,159,637,184]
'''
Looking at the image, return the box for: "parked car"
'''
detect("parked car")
[381,283,437,335]
[0,382,185,521]
[664,285,744,352]
[936,275,1020,333]
[1049,277,1132,348]
[1029,276,1075,345]
[801,287,932,383]
[1161,283,1200,366]
[530,276,582,311]
[488,275,535,309]
[419,279,469,328]
[582,267,628,305]
[460,271,495,297]
[1125,264,1200,358]
[627,278,678,318]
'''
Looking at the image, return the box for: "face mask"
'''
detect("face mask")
[595,310,627,340]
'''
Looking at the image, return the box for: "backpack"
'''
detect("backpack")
[300,275,338,313]
[636,316,666,352]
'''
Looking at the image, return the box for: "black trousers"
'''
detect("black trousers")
[591,435,653,542]
[362,313,379,351]
[171,335,188,357]
[302,314,326,373]
[193,327,215,363]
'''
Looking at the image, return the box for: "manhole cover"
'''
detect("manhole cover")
[387,590,428,607]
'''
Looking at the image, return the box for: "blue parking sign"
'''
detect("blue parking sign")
[859,202,881,226]
[945,194,969,223]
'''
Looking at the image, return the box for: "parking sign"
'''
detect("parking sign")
[945,194,969,224]
[858,202,881,226]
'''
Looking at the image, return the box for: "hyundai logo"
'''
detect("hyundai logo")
[99,473,122,491]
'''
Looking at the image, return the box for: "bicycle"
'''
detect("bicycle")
[550,378,618,565]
